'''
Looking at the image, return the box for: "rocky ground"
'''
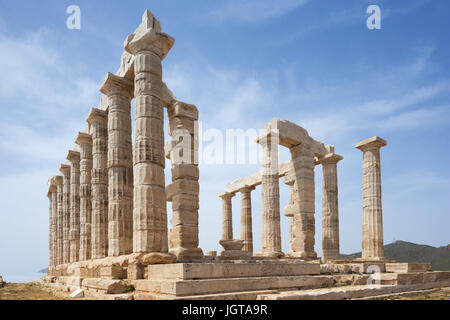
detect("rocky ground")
[0,281,449,300]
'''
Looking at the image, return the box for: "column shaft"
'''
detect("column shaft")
[87,109,109,259]
[67,151,81,263]
[55,176,63,265]
[101,73,134,256]
[60,164,71,264]
[289,144,317,259]
[220,194,234,240]
[240,186,254,255]
[321,154,342,261]
[76,133,93,261]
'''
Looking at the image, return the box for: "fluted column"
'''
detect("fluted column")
[87,108,109,259]
[124,12,174,253]
[356,136,387,260]
[76,132,93,261]
[67,151,81,263]
[219,192,234,240]
[100,73,134,257]
[240,186,255,255]
[283,172,295,253]
[289,143,317,259]
[257,132,282,257]
[55,176,63,265]
[59,164,71,264]
[167,101,203,260]
[47,177,57,266]
[320,151,343,262]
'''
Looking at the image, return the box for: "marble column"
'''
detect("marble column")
[47,177,57,266]
[167,101,203,260]
[75,132,93,261]
[219,192,234,240]
[100,73,134,257]
[87,108,109,259]
[320,151,343,262]
[59,164,71,264]
[55,176,63,265]
[356,136,387,260]
[283,172,296,253]
[124,13,174,253]
[289,143,317,259]
[258,133,282,257]
[239,186,255,255]
[67,150,81,263]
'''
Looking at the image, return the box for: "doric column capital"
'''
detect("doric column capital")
[66,150,81,163]
[219,192,235,200]
[86,108,107,125]
[318,153,343,165]
[75,132,92,146]
[355,136,387,152]
[54,175,63,186]
[124,11,174,59]
[100,72,134,98]
[167,100,198,120]
[238,185,255,194]
[59,164,71,176]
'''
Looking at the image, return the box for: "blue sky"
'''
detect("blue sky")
[0,0,449,282]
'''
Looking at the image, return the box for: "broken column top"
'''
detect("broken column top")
[355,136,387,151]
[124,9,174,59]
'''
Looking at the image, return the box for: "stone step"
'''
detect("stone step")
[385,263,431,273]
[133,275,334,296]
[147,261,320,280]
[380,271,450,285]
[257,280,450,300]
[134,289,280,300]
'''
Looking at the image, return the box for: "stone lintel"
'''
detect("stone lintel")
[355,136,387,151]
[167,100,198,120]
[75,132,92,146]
[66,150,81,162]
[86,108,107,124]
[99,72,133,97]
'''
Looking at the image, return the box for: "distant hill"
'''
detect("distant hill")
[341,240,450,270]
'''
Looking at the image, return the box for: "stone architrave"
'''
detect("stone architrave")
[67,150,81,263]
[100,72,134,257]
[124,11,174,253]
[356,136,387,260]
[167,101,203,260]
[55,176,63,265]
[59,164,71,264]
[219,192,235,241]
[319,151,343,262]
[288,143,317,260]
[239,186,255,255]
[75,132,93,261]
[87,108,109,259]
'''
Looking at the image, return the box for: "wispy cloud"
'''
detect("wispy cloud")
[208,0,310,23]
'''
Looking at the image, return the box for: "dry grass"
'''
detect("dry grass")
[0,282,69,300]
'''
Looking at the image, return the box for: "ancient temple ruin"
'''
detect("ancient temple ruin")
[42,10,450,300]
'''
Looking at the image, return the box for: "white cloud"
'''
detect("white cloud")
[208,0,310,23]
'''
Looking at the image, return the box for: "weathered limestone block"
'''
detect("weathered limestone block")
[385,263,431,273]
[319,151,343,262]
[100,72,134,257]
[59,164,71,264]
[125,11,174,254]
[55,176,64,265]
[67,150,81,263]
[355,136,387,260]
[239,186,255,255]
[87,108,109,259]
[81,278,127,294]
[287,143,317,260]
[75,132,93,261]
